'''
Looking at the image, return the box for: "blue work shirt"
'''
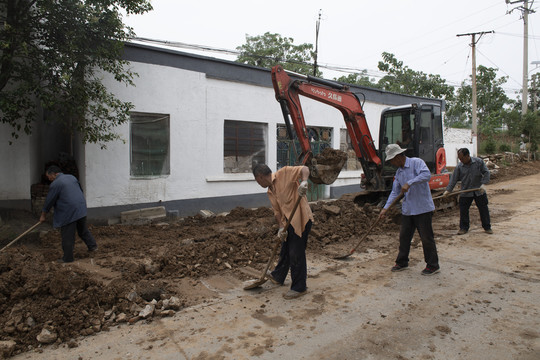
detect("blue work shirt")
[42,173,88,228]
[384,157,435,216]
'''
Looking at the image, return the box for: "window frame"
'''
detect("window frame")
[129,112,171,179]
[223,120,267,174]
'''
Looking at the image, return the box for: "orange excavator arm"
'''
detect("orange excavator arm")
[271,65,384,189]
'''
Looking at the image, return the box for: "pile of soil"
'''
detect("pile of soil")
[489,158,540,183]
[1,160,539,357]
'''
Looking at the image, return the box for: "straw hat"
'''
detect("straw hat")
[385,144,407,161]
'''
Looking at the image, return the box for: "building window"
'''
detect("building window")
[130,112,170,177]
[277,125,332,169]
[224,120,266,173]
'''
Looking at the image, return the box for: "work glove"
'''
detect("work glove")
[479,184,486,195]
[298,180,308,197]
[442,190,450,197]
[277,227,287,241]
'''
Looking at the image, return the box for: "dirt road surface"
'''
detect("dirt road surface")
[1,162,539,359]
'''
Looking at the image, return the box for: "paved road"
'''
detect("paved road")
[14,175,540,359]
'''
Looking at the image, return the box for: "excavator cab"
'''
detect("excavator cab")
[379,103,447,190]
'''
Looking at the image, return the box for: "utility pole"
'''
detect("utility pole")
[456,31,494,156]
[313,9,322,77]
[507,0,535,115]
[534,74,537,111]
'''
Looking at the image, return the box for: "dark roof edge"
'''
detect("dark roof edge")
[122,42,444,109]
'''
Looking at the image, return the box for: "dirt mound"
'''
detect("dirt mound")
[489,160,540,183]
[1,160,539,357]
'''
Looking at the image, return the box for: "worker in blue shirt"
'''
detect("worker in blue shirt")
[443,148,492,235]
[379,144,440,276]
[40,165,97,263]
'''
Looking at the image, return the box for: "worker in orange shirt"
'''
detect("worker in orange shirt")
[252,164,313,299]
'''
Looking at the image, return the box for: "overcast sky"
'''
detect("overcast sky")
[123,0,540,100]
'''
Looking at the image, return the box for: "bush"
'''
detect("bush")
[499,143,511,152]
[484,141,496,154]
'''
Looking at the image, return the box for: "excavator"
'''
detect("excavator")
[270,65,450,205]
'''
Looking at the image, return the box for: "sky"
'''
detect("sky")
[122,0,540,100]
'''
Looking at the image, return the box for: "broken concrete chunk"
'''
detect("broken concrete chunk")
[36,328,57,344]
[126,291,138,302]
[142,259,159,275]
[139,304,155,319]
[0,340,16,358]
[120,206,166,224]
[160,310,175,317]
[199,209,215,218]
[165,296,182,311]
[116,313,128,323]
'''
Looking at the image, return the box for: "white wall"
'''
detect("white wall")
[0,124,32,201]
[444,128,474,167]
[86,64,206,207]
[85,61,405,209]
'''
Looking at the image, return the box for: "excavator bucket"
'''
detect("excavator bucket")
[308,148,348,185]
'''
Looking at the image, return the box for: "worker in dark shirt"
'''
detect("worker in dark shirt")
[443,148,492,235]
[40,165,97,262]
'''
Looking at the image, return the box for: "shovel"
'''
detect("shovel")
[334,193,404,260]
[244,195,303,290]
[431,187,482,200]
[0,222,41,253]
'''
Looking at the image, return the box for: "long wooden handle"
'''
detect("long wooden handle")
[258,195,303,281]
[0,222,41,253]
[432,187,482,200]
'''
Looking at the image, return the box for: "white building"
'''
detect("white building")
[1,43,462,221]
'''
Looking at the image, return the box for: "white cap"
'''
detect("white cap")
[385,144,407,161]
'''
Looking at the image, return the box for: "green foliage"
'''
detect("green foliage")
[446,65,512,131]
[507,110,540,152]
[483,140,496,154]
[235,32,319,76]
[333,71,381,88]
[376,52,455,104]
[0,0,152,146]
[499,143,511,152]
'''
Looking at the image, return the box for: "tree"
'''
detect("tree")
[507,110,540,151]
[236,32,319,76]
[447,65,512,134]
[333,70,381,88]
[0,0,152,147]
[377,52,455,104]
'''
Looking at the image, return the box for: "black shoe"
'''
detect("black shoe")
[88,246,98,252]
[484,229,493,234]
[457,229,468,235]
[391,264,408,272]
[421,266,440,276]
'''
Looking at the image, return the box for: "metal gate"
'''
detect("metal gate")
[276,125,332,201]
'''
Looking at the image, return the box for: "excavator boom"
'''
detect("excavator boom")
[271,65,384,188]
